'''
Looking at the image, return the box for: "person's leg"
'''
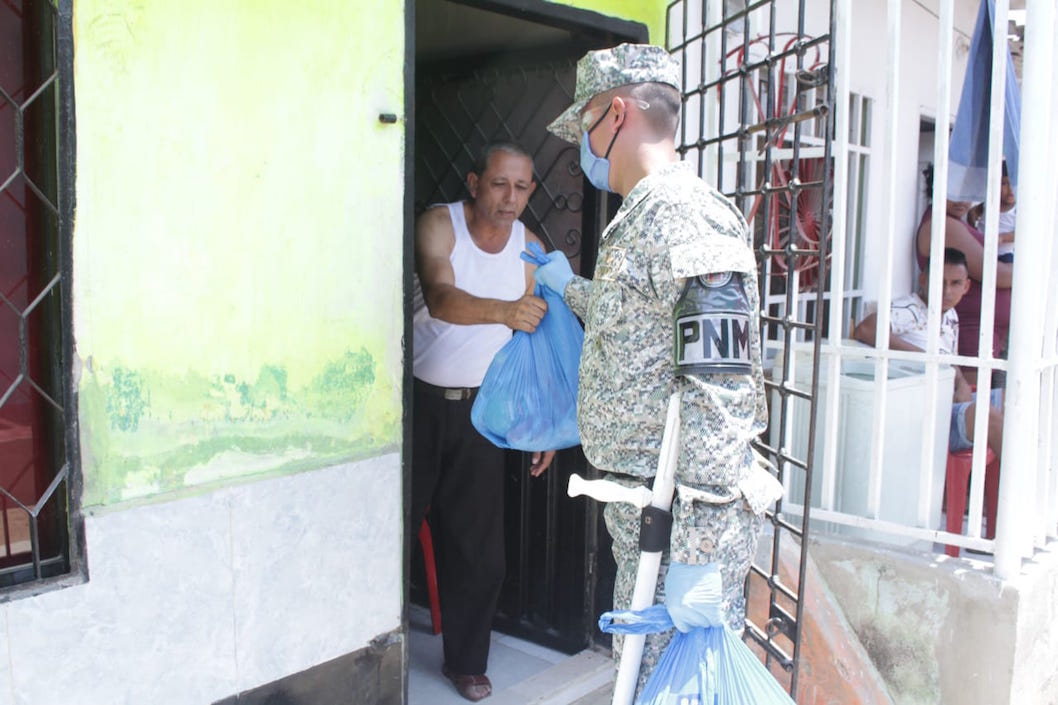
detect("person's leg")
[411,383,444,536]
[604,477,766,696]
[986,388,1004,461]
[949,400,974,453]
[950,397,1003,542]
[985,406,1004,461]
[956,393,1004,461]
[960,401,979,445]
[432,396,505,677]
[671,494,764,633]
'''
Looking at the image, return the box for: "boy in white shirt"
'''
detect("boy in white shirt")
[853,247,1004,466]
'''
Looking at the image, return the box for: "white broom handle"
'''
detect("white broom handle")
[611,393,681,705]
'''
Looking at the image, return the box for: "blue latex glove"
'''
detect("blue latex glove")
[664,562,726,633]
[521,241,574,296]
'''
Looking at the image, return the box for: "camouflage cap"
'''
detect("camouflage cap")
[547,43,681,145]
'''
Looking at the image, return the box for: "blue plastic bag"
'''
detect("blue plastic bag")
[470,258,583,451]
[632,625,795,705]
[599,563,796,705]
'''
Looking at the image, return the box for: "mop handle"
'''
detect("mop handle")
[611,393,682,705]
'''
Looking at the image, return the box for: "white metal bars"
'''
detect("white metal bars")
[995,0,1058,579]
[770,0,1058,567]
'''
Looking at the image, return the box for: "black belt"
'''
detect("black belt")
[414,378,478,401]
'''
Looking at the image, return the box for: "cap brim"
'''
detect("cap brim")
[546,98,589,145]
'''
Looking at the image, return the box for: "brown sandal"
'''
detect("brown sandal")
[442,665,492,702]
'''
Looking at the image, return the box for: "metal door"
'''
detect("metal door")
[666,0,837,696]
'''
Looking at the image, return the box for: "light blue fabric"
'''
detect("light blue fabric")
[664,562,726,633]
[523,241,574,296]
[947,0,1021,203]
[580,129,614,192]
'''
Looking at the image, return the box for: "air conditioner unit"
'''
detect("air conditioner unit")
[771,342,953,546]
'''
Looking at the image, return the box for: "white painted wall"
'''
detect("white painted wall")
[0,456,402,705]
[771,0,975,302]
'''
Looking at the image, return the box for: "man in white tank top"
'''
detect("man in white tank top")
[411,142,556,701]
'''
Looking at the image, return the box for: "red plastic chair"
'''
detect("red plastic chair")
[944,448,1000,557]
[417,518,442,634]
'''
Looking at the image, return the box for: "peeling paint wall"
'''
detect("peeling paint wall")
[72,0,405,507]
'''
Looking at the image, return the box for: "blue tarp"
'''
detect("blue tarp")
[947,0,1021,202]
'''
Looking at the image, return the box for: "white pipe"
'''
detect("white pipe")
[994,0,1055,579]
[819,0,852,521]
[1034,9,1058,546]
[963,0,1009,541]
[866,0,902,518]
[702,0,722,185]
[1049,367,1058,539]
[610,394,681,705]
[917,0,956,527]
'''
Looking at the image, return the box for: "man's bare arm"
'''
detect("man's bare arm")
[852,312,924,353]
[415,206,546,332]
[943,217,1013,288]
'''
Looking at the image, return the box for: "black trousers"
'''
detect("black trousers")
[411,379,505,675]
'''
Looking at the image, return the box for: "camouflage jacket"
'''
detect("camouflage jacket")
[564,161,768,488]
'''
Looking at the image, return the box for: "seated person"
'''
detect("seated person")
[967,160,1016,263]
[916,164,1012,382]
[852,247,1004,467]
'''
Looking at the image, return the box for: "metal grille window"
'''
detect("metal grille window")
[0,0,78,592]
[843,92,870,330]
[667,0,837,696]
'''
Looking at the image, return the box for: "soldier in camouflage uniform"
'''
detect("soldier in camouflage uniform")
[536,43,781,690]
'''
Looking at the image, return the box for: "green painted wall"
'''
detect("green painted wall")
[69,0,669,508]
[73,1,406,507]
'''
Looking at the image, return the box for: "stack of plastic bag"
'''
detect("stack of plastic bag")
[599,562,796,705]
[470,245,583,451]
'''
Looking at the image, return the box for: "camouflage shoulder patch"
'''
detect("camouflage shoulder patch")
[596,246,628,282]
[670,236,757,278]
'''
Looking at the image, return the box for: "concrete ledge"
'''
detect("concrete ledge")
[491,649,613,705]
[810,536,1025,705]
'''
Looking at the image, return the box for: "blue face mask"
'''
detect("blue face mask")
[579,103,620,193]
[580,131,613,192]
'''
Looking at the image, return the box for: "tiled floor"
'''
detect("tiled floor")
[407,606,614,705]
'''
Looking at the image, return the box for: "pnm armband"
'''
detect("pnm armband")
[673,271,752,376]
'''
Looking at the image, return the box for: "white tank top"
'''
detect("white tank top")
[413,201,527,387]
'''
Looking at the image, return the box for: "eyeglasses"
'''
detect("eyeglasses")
[579,98,651,134]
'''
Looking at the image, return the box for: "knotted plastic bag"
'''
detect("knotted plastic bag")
[600,563,795,705]
[470,251,583,450]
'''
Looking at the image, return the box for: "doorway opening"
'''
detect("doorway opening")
[408,0,646,663]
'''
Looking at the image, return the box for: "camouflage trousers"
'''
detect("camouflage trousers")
[602,475,765,694]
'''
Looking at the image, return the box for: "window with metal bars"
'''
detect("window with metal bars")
[0,0,79,592]
[759,90,872,349]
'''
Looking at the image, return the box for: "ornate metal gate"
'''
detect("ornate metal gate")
[666,0,837,696]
